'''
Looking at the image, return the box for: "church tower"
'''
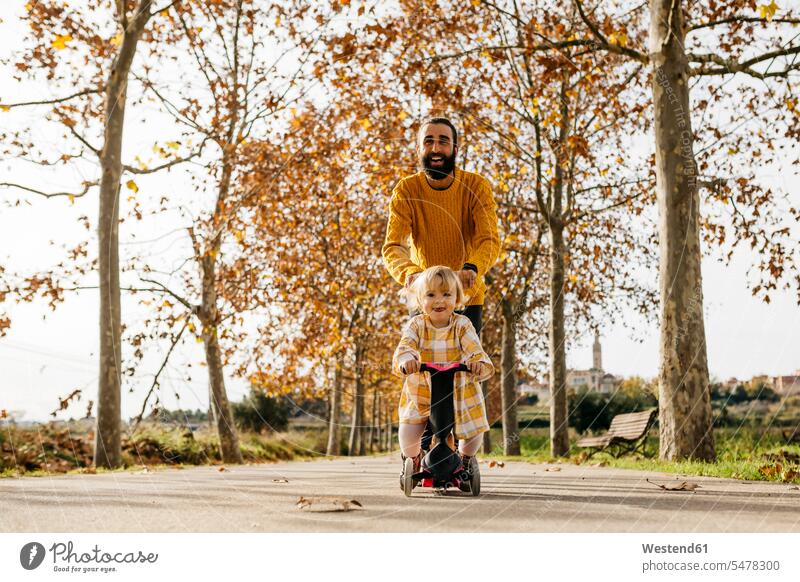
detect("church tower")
[592,332,602,371]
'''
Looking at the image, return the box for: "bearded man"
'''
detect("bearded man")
[382,116,500,453]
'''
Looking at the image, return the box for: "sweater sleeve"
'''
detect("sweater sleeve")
[382,183,423,286]
[466,177,500,278]
[458,318,494,382]
[392,317,421,377]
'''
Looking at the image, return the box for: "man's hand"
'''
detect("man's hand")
[457,269,477,290]
[405,272,421,289]
[401,358,420,375]
[467,361,485,376]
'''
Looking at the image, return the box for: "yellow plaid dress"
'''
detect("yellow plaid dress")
[392,314,493,440]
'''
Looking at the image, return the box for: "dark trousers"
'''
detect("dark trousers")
[419,305,483,452]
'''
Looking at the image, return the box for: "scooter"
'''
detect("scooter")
[401,362,480,497]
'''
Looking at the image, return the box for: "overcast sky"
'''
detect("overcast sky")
[1,2,798,422]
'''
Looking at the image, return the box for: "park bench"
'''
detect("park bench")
[576,408,657,458]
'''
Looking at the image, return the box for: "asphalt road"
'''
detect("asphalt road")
[2,455,800,532]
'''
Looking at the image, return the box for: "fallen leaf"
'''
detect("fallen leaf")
[759,463,782,478]
[646,478,700,492]
[573,451,589,465]
[781,468,800,483]
[296,496,363,512]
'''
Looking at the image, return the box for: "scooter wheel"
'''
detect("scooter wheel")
[402,456,414,497]
[470,465,481,496]
[459,457,480,496]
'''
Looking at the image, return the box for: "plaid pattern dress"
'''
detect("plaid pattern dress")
[392,314,493,440]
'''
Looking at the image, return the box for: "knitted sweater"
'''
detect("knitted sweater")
[381,169,500,306]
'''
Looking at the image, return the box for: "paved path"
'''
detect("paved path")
[2,455,799,532]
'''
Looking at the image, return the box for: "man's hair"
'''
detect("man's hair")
[419,117,458,147]
[406,265,465,311]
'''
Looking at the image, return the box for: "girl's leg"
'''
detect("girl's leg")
[458,434,483,457]
[398,423,426,457]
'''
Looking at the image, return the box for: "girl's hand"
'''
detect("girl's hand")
[402,358,420,375]
[467,361,485,376]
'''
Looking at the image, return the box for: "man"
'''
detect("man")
[382,116,500,453]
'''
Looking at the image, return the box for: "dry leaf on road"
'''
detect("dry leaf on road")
[296,496,363,512]
[646,478,700,492]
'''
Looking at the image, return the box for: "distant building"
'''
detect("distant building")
[566,332,620,394]
[722,377,740,391]
[774,372,800,396]
[518,379,550,404]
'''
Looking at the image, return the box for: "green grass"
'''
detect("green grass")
[483,427,800,484]
[1,423,327,478]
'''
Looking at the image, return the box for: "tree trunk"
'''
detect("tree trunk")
[348,373,364,456]
[548,219,570,457]
[385,401,392,452]
[326,354,344,456]
[500,298,520,455]
[373,392,380,452]
[481,378,492,454]
[94,0,153,469]
[368,387,378,453]
[200,254,242,465]
[649,0,715,461]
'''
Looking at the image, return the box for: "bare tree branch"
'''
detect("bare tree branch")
[0,87,102,109]
[150,0,180,17]
[689,16,800,32]
[572,0,648,64]
[63,121,101,155]
[131,318,189,431]
[140,277,196,312]
[690,45,800,78]
[0,180,97,199]
[122,139,208,174]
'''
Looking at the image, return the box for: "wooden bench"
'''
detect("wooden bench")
[576,408,657,458]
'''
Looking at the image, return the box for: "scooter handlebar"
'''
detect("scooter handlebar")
[418,362,471,374]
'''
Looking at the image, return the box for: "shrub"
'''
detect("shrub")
[232,389,289,433]
[568,385,657,435]
[568,389,612,434]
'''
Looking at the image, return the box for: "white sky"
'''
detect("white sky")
[1,2,798,421]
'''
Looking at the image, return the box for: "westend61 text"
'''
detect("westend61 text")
[642,543,708,554]
[49,542,159,564]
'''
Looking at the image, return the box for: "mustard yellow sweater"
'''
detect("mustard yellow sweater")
[382,169,500,306]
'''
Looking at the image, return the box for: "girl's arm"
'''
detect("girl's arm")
[392,318,421,377]
[459,319,494,381]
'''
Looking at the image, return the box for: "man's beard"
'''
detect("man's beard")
[421,151,456,180]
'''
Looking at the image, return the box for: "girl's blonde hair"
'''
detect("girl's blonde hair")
[407,265,466,311]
